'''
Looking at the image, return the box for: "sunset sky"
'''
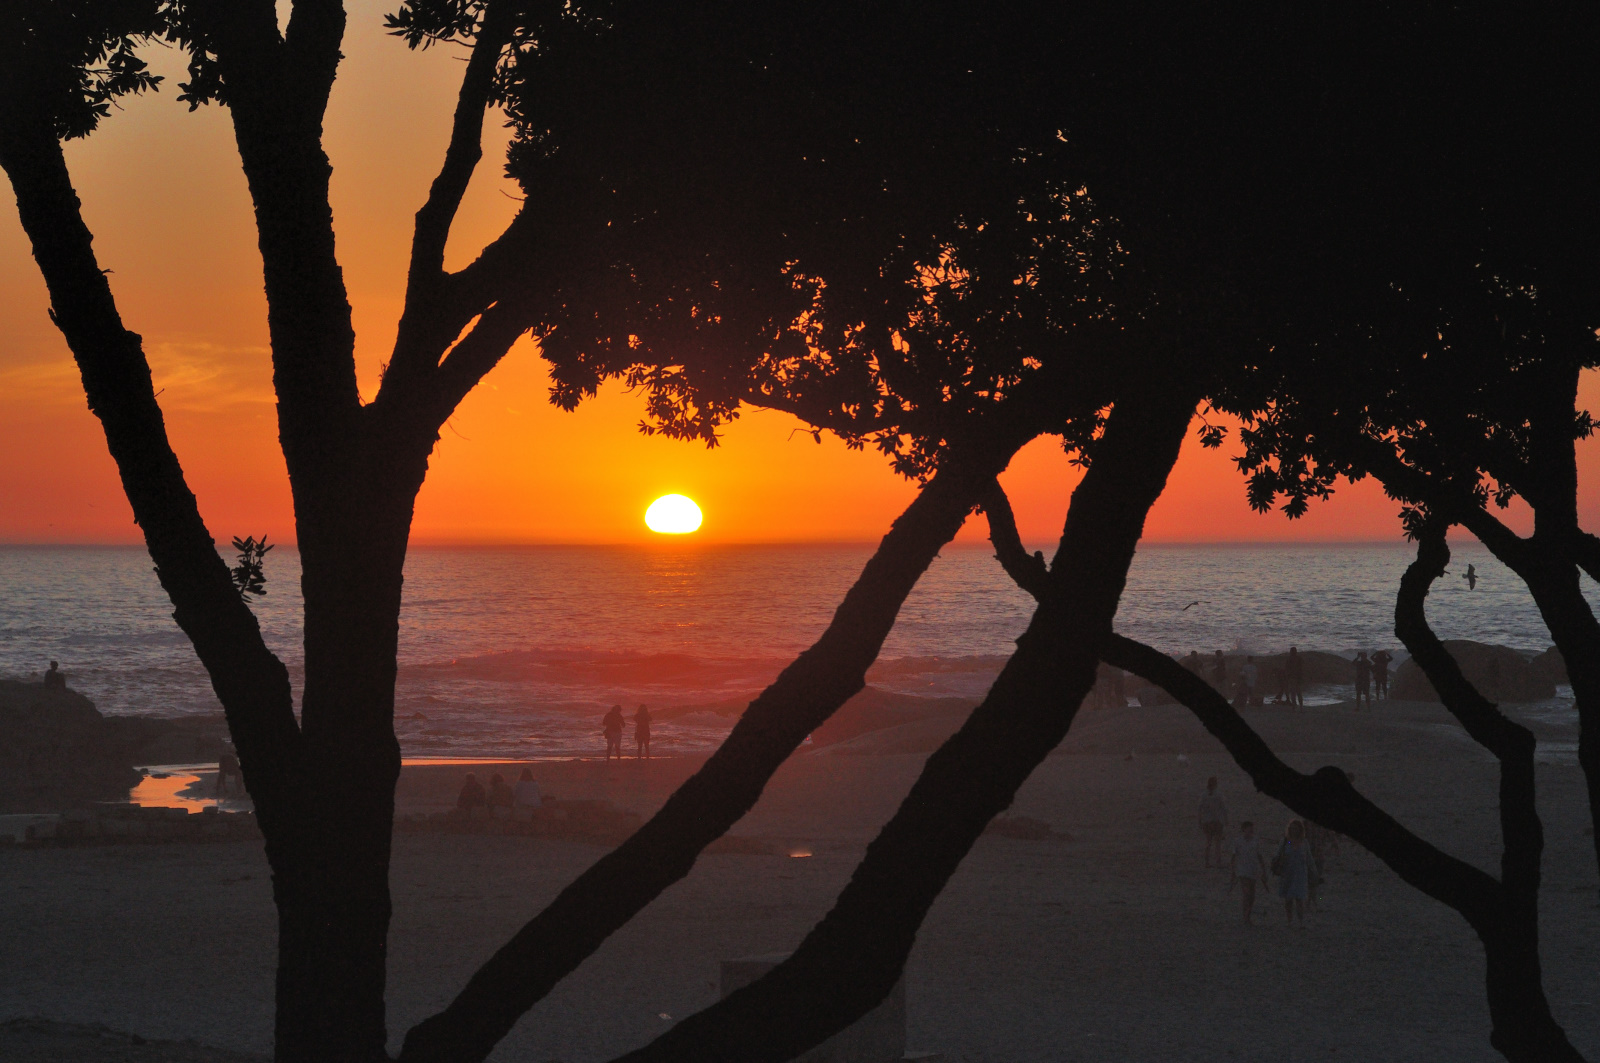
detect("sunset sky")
[2,7,1592,547]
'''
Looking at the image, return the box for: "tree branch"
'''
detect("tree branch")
[381,1,519,411]
[399,445,1018,1063]
[1394,526,1542,901]
[1100,634,1498,920]
[980,478,1049,597]
[0,109,302,817]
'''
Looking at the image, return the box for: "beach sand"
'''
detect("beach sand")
[2,697,1597,1062]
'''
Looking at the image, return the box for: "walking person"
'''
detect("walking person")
[1353,652,1372,710]
[1372,649,1393,700]
[1285,646,1304,706]
[1199,776,1229,867]
[1228,821,1270,923]
[602,705,625,760]
[635,704,652,759]
[1274,820,1315,925]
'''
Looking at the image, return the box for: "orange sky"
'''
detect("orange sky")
[1,8,1593,547]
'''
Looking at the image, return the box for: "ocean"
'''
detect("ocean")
[0,540,1590,759]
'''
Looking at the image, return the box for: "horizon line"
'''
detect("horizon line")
[0,536,1443,550]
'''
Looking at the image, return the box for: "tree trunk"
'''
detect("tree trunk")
[273,459,422,1063]
[1480,915,1585,1063]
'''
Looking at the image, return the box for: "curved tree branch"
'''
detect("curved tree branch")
[980,478,1049,597]
[1100,634,1498,920]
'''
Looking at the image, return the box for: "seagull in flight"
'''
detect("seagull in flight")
[1181,601,1210,611]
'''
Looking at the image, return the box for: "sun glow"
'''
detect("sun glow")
[644,494,703,534]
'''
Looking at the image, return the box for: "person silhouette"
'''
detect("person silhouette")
[603,705,625,760]
[487,772,514,809]
[1210,650,1228,692]
[1353,652,1372,710]
[1285,646,1304,706]
[1198,776,1229,867]
[215,749,243,796]
[457,772,487,812]
[1463,563,1478,590]
[634,704,652,759]
[42,660,65,690]
[514,767,542,808]
[1371,649,1393,700]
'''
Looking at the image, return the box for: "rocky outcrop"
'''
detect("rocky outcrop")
[1390,641,1556,703]
[1529,646,1568,687]
[0,681,206,813]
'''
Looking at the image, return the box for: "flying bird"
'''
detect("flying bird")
[1181,601,1211,611]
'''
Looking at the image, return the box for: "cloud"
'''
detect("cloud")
[0,342,274,415]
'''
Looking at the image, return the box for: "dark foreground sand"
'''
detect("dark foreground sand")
[2,697,1597,1062]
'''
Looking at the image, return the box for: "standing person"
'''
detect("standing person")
[1463,563,1478,590]
[1353,652,1372,710]
[1228,821,1270,923]
[602,705,625,760]
[1210,650,1229,693]
[1182,651,1205,678]
[1198,776,1229,867]
[634,704,652,759]
[1241,656,1260,707]
[1275,820,1315,925]
[215,749,243,796]
[1372,649,1393,700]
[1285,646,1304,706]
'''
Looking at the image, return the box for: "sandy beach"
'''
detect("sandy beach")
[3,695,1597,1062]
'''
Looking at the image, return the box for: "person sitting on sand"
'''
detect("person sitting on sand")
[42,660,65,689]
[1286,646,1304,706]
[1228,820,1270,923]
[635,704,652,759]
[603,705,625,760]
[1372,649,1393,700]
[1275,819,1315,925]
[1353,652,1372,710]
[514,767,541,808]
[487,772,514,809]
[1198,776,1229,867]
[457,772,487,812]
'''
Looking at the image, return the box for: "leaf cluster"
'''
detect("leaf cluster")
[2,0,175,138]
[230,535,273,602]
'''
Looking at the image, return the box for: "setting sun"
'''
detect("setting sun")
[644,494,703,534]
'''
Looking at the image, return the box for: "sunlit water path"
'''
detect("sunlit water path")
[2,541,1591,758]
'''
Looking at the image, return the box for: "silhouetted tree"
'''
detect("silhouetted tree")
[3,4,1187,1062]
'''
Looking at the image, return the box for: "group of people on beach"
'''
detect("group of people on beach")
[602,704,652,760]
[1182,646,1396,710]
[1199,776,1334,925]
[457,767,542,812]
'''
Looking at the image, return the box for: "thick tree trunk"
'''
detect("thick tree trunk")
[604,388,1196,1063]
[1481,917,1585,1063]
[274,457,423,1063]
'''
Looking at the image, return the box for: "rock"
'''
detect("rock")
[1390,641,1556,703]
[1529,646,1568,687]
[0,681,147,813]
